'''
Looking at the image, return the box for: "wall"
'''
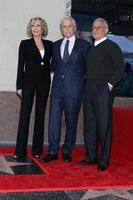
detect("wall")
[0,0,66,91]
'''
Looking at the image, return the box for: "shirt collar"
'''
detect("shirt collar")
[63,35,76,43]
[94,36,107,46]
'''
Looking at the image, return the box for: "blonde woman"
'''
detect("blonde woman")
[14,17,52,160]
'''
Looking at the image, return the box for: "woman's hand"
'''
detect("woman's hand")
[16,89,22,98]
[108,83,113,91]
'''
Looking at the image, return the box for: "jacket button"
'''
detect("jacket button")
[41,62,44,66]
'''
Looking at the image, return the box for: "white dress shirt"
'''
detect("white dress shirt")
[60,35,76,59]
[94,36,107,46]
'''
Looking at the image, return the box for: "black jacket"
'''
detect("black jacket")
[16,38,53,89]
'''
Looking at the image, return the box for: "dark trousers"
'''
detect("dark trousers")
[48,93,81,155]
[15,82,50,157]
[84,80,115,166]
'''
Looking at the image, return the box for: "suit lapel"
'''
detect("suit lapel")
[31,38,41,59]
[60,38,80,63]
[55,38,81,63]
[69,38,80,58]
[56,39,63,62]
[31,38,45,60]
[42,39,48,60]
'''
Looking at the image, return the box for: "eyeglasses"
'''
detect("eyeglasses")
[92,26,106,30]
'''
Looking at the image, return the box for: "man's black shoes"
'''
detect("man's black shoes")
[97,164,108,172]
[77,159,98,165]
[62,154,72,162]
[41,154,58,163]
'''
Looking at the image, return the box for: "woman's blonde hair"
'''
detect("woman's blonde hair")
[27,16,48,38]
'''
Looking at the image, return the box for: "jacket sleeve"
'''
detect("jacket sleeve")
[16,40,26,90]
[50,42,57,72]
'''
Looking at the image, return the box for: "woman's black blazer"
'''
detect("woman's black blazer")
[16,38,53,90]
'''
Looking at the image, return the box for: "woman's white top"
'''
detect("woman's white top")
[40,49,45,58]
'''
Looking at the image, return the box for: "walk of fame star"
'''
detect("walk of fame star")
[0,155,44,175]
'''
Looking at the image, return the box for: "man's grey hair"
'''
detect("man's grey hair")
[60,16,77,30]
[93,18,109,29]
